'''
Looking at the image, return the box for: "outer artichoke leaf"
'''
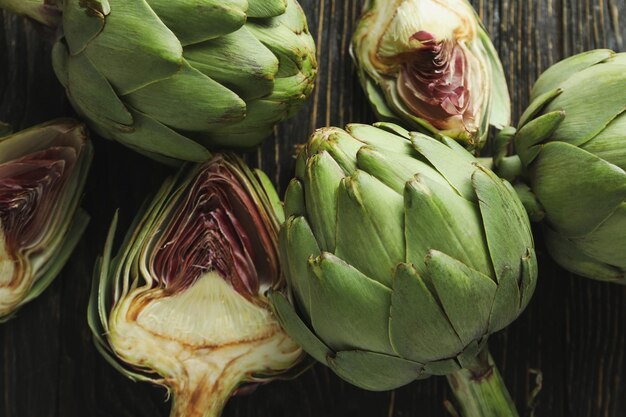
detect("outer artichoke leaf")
[515,111,565,166]
[111,109,211,162]
[532,142,626,236]
[373,122,411,139]
[362,75,399,121]
[572,203,626,269]
[404,175,492,277]
[440,135,477,162]
[247,0,287,18]
[306,129,361,175]
[62,0,107,55]
[425,251,496,346]
[544,226,624,282]
[303,151,344,252]
[124,63,245,131]
[0,121,77,161]
[530,49,614,100]
[422,358,461,376]
[478,27,511,129]
[346,124,414,155]
[23,209,90,304]
[544,64,626,147]
[518,88,563,128]
[512,183,546,222]
[88,257,106,340]
[281,216,321,320]
[334,170,404,287]
[308,253,394,356]
[390,263,464,363]
[83,0,184,95]
[246,17,307,78]
[269,291,332,365]
[581,112,626,170]
[65,52,133,126]
[51,41,70,88]
[207,99,286,136]
[356,146,446,194]
[519,248,538,311]
[328,350,424,391]
[145,0,247,45]
[487,268,522,333]
[253,168,285,225]
[97,211,120,328]
[274,0,309,34]
[284,179,305,219]
[473,166,532,283]
[268,71,316,108]
[184,26,278,101]
[411,134,476,201]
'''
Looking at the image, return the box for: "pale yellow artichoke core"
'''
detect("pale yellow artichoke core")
[378,0,477,61]
[109,271,301,417]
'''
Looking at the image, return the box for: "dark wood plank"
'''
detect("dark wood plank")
[0,1,625,416]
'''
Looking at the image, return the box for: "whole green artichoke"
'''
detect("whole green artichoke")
[2,0,317,163]
[514,49,626,283]
[351,0,510,149]
[272,123,536,395]
[89,154,301,417]
[0,120,92,321]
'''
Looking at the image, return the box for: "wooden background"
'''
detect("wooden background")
[0,1,625,416]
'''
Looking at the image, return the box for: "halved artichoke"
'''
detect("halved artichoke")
[0,120,92,321]
[351,0,510,149]
[89,154,301,417]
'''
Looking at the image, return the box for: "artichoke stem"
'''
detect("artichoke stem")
[169,373,238,417]
[446,348,520,417]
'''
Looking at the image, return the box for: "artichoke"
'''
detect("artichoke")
[89,154,302,417]
[512,49,626,284]
[351,0,510,149]
[1,0,317,163]
[0,120,92,321]
[272,123,536,416]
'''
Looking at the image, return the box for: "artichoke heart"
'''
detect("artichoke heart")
[90,154,301,417]
[0,120,92,321]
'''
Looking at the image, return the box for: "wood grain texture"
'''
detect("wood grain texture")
[0,1,625,416]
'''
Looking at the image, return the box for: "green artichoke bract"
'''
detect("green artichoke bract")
[0,120,92,321]
[2,0,317,163]
[351,0,510,149]
[89,154,301,417]
[514,49,626,284]
[272,123,536,416]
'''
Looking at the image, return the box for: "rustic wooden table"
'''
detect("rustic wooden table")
[0,1,625,416]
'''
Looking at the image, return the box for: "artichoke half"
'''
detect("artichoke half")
[0,120,92,321]
[2,0,317,163]
[272,123,536,416]
[351,0,510,149]
[514,49,626,283]
[89,155,302,417]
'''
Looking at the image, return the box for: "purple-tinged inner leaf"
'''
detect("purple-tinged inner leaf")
[396,31,475,132]
[0,146,77,257]
[153,156,278,298]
